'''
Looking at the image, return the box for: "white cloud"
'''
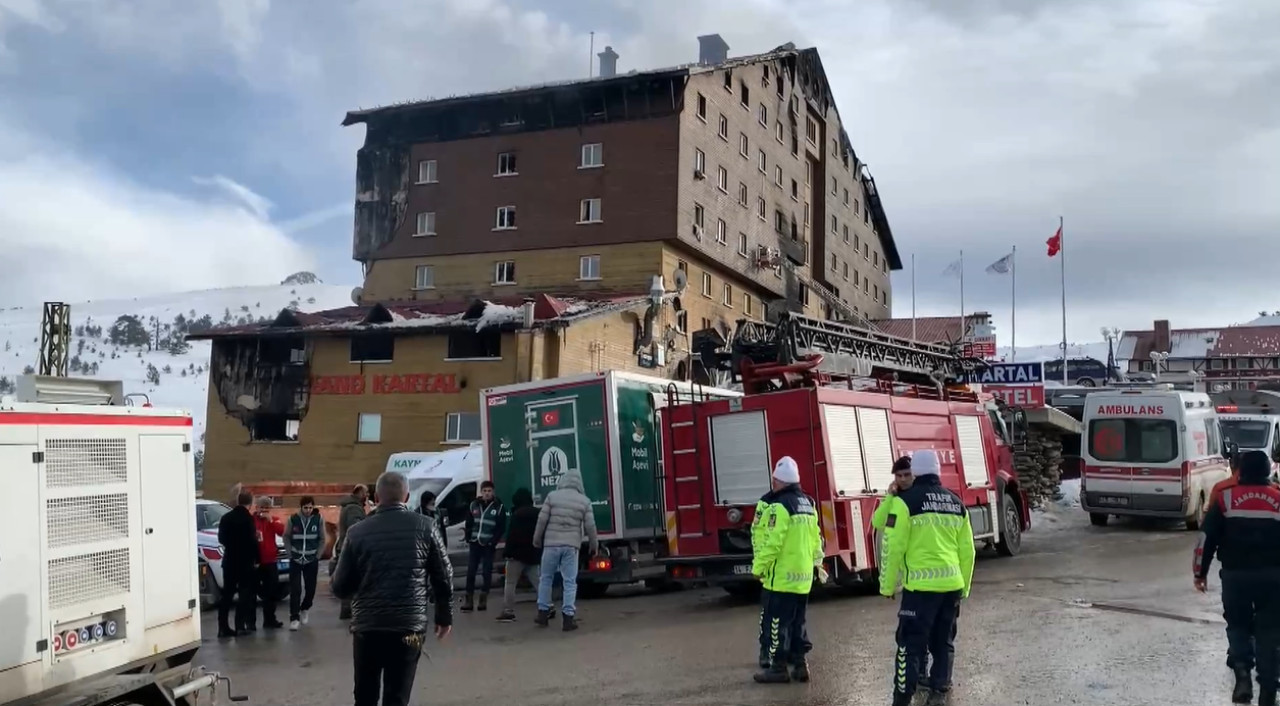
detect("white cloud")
[191,174,273,219]
[0,122,317,306]
[3,0,1278,347]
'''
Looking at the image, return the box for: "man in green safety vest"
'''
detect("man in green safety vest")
[752,456,824,684]
[879,449,975,706]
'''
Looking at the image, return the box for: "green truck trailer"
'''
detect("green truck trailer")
[480,371,740,597]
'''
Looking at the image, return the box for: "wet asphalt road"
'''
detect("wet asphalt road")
[197,508,1239,705]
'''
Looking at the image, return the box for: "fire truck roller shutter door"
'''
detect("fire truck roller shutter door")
[709,411,772,505]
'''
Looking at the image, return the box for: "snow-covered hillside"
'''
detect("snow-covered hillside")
[0,282,355,445]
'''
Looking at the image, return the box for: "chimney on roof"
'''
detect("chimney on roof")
[1154,319,1171,354]
[597,46,619,78]
[698,34,729,65]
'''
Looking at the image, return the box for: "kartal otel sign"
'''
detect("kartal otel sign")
[964,362,1046,408]
[311,373,461,395]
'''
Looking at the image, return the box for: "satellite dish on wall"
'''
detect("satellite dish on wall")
[672,268,688,294]
[351,286,364,305]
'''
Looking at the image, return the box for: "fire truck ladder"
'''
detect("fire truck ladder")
[727,312,984,389]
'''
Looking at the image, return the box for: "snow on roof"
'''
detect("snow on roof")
[188,292,651,340]
[1169,330,1220,358]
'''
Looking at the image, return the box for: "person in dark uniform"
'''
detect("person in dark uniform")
[1195,450,1280,705]
[216,490,259,638]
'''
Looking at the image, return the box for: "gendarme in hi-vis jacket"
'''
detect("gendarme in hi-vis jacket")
[751,484,824,594]
[878,475,976,598]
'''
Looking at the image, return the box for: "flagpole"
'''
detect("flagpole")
[911,253,917,339]
[1011,245,1017,362]
[959,249,965,327]
[1059,216,1068,384]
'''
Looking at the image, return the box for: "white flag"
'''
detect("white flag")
[942,260,962,278]
[986,253,1013,275]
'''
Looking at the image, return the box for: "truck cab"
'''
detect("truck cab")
[1217,410,1280,476]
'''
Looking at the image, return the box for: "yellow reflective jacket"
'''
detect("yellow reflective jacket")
[878,476,976,598]
[751,485,823,594]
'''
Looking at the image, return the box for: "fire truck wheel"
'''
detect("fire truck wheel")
[995,493,1023,557]
[1089,513,1110,527]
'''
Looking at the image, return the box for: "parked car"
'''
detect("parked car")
[196,499,289,609]
[1042,357,1124,387]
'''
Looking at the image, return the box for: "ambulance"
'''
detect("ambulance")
[1081,388,1232,529]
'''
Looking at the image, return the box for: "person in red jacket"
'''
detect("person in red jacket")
[253,496,286,630]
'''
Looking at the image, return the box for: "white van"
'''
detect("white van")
[386,444,484,550]
[1081,388,1232,529]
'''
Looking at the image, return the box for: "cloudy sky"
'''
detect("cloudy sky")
[1,0,1275,346]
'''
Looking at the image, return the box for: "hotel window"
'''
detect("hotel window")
[447,329,502,359]
[757,197,766,220]
[758,103,768,126]
[738,182,748,206]
[495,206,516,230]
[696,94,707,120]
[580,142,603,168]
[723,283,733,306]
[496,152,518,176]
[579,198,602,223]
[695,148,706,174]
[350,335,394,363]
[445,412,481,443]
[717,166,728,192]
[357,413,382,443]
[716,218,727,245]
[414,265,434,290]
[718,114,728,140]
[414,212,436,237]
[744,293,753,316]
[775,120,784,143]
[740,81,749,108]
[739,133,749,158]
[737,232,748,256]
[701,272,712,297]
[579,255,601,280]
[494,260,516,284]
[417,159,437,184]
[757,149,766,173]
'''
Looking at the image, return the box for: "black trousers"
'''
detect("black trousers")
[920,602,960,688]
[757,588,772,664]
[893,589,962,706]
[1222,569,1280,686]
[289,561,319,621]
[257,563,281,625]
[761,590,811,667]
[466,544,495,595]
[353,631,424,706]
[218,563,258,631]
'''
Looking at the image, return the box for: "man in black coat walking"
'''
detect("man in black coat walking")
[332,471,454,706]
[217,489,259,638]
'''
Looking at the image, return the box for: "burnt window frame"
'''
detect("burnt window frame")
[446,328,503,360]
[350,334,395,363]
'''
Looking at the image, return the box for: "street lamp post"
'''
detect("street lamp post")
[1150,351,1169,381]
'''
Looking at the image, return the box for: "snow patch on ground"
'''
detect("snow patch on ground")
[0,283,355,445]
[1028,478,1083,533]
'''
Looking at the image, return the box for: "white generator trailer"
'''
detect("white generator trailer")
[0,375,243,706]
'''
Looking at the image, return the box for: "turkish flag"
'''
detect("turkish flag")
[542,410,559,426]
[1046,226,1062,258]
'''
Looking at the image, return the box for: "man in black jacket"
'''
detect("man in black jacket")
[497,488,544,623]
[1195,450,1280,706]
[217,489,260,638]
[332,471,454,706]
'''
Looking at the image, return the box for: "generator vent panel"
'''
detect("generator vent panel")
[44,438,128,488]
[48,548,131,610]
[47,493,130,548]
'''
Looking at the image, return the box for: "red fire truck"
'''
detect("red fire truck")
[664,314,1031,595]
